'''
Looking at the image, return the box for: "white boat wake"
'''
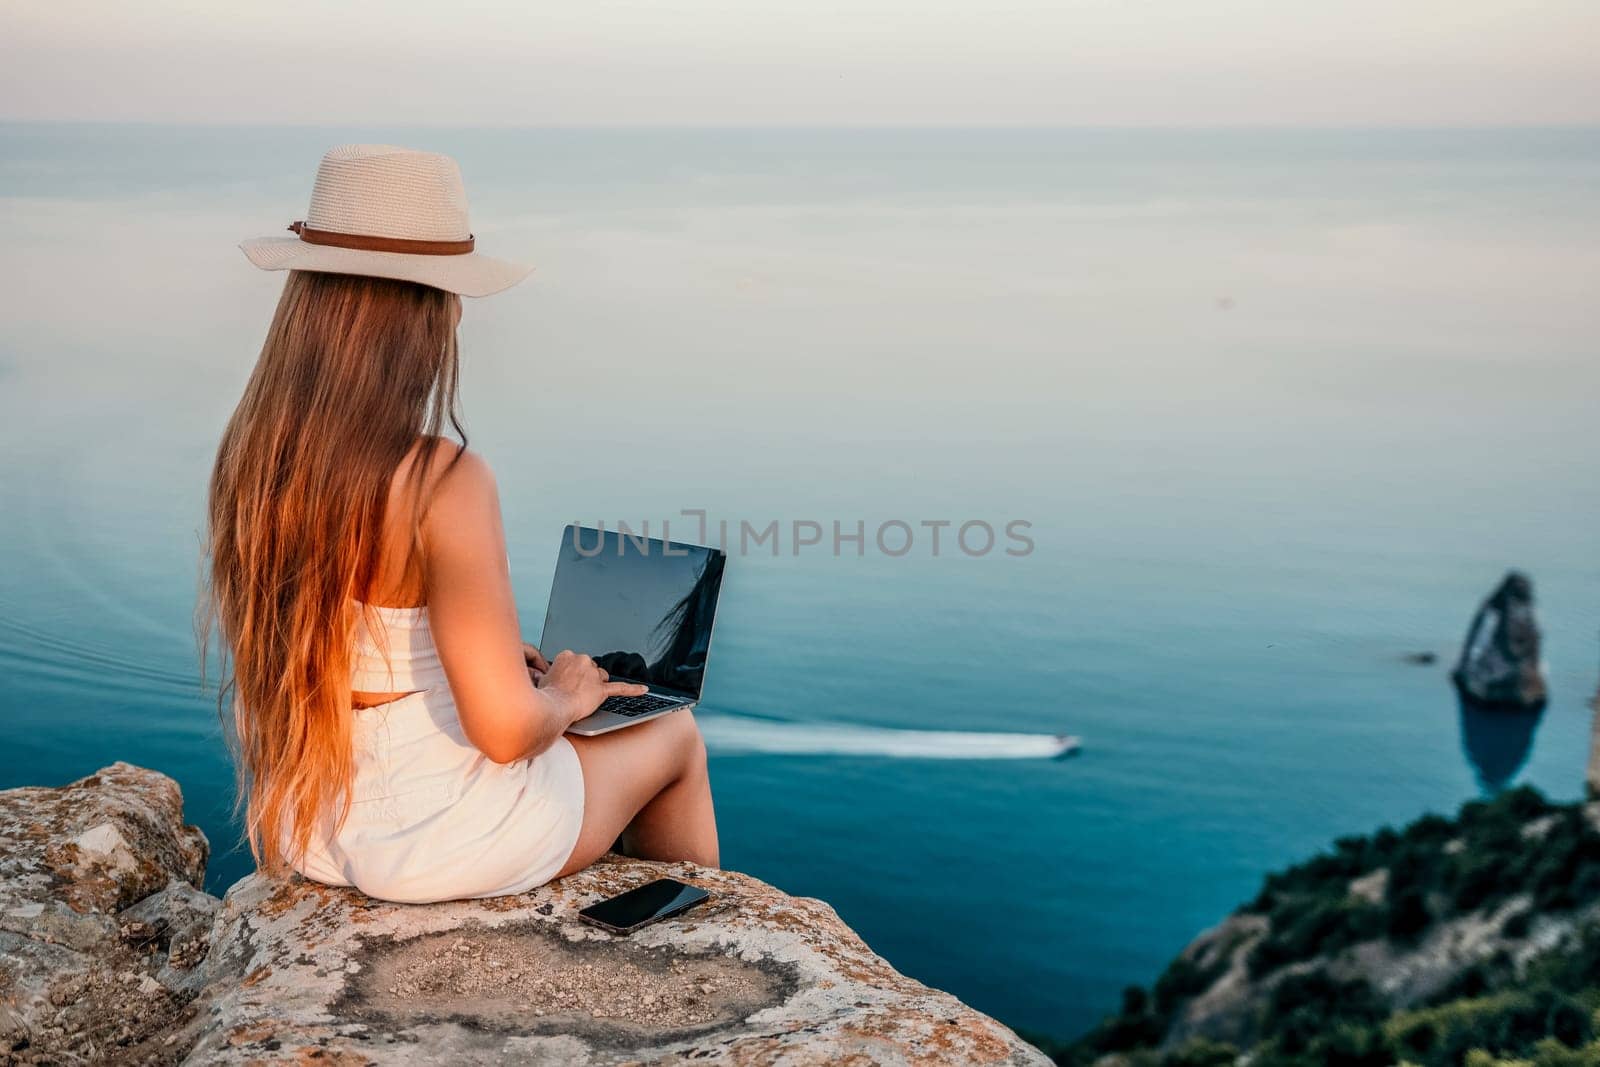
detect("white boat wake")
[699,714,1080,760]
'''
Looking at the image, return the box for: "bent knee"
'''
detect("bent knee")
[663,708,707,768]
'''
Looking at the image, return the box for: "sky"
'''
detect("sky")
[3,0,1599,126]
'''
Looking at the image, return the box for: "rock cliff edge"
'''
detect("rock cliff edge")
[0,763,1046,1066]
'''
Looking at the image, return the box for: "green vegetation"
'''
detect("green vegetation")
[1242,786,1600,982]
[1038,787,1600,1066]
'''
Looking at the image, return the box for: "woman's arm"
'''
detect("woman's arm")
[422,448,644,762]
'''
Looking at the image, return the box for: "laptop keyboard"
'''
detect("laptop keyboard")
[598,693,681,717]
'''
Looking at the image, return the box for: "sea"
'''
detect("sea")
[1,123,1597,1040]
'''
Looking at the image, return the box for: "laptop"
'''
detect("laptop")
[540,524,727,736]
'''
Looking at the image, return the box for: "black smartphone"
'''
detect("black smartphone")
[577,878,709,934]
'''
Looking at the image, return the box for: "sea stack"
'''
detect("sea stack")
[1588,668,1600,801]
[1451,571,1548,711]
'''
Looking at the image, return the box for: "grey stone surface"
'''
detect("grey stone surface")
[181,857,1047,1065]
[0,762,211,1064]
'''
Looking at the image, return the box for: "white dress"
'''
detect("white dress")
[291,602,586,903]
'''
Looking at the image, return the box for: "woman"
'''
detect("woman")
[201,144,718,903]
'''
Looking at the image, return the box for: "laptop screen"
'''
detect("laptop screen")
[538,525,726,699]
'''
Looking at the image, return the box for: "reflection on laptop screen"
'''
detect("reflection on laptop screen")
[538,526,726,698]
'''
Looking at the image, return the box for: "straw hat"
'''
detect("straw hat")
[240,144,532,298]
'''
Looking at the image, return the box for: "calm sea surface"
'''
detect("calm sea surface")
[2,124,1598,1038]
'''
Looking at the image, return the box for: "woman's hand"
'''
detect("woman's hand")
[523,643,550,684]
[536,650,648,725]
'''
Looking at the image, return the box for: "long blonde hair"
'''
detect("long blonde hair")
[200,269,464,873]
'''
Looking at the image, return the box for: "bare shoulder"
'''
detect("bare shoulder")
[389,436,492,503]
[402,439,500,541]
[366,439,493,604]
[430,443,496,502]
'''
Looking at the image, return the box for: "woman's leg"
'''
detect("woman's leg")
[555,708,719,877]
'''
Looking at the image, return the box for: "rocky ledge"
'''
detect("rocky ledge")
[0,764,1046,1066]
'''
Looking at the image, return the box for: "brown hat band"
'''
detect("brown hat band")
[288,221,475,256]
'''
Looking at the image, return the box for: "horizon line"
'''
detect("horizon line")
[3,118,1599,133]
